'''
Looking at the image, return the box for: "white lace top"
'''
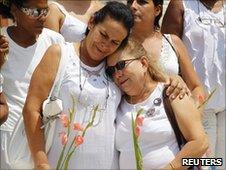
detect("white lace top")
[48,43,121,169]
[182,0,225,111]
[158,34,179,75]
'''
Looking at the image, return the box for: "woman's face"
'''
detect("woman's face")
[127,0,160,27]
[12,0,49,35]
[107,51,148,96]
[85,15,128,62]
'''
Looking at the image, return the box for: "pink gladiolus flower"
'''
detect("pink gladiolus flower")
[59,113,69,127]
[73,123,84,131]
[74,135,84,147]
[197,94,205,103]
[135,126,141,137]
[59,132,68,145]
[135,115,144,126]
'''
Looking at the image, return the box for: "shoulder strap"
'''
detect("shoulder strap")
[162,87,186,150]
[48,42,69,98]
[162,34,178,57]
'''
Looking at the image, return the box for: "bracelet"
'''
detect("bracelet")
[169,162,175,170]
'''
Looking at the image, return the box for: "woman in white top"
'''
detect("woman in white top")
[127,0,205,104]
[23,2,134,169]
[44,1,103,42]
[0,0,64,169]
[162,0,225,160]
[106,39,208,169]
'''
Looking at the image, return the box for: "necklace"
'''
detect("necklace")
[78,41,110,126]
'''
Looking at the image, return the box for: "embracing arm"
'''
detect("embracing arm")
[22,45,61,169]
[161,0,184,39]
[44,3,65,33]
[0,92,8,125]
[165,95,208,169]
[172,35,206,110]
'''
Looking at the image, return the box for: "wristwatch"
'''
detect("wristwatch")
[0,73,3,93]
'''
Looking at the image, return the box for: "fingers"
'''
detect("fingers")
[165,75,191,100]
[0,36,9,54]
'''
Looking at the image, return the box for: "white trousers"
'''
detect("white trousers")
[203,109,225,169]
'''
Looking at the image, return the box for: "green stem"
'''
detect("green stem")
[63,147,76,170]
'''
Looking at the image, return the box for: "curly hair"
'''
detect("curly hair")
[0,0,26,19]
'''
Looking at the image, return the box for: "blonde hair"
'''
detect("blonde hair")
[120,38,166,82]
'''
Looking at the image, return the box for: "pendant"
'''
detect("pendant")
[153,98,162,106]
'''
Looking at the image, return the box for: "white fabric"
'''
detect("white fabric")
[0,27,64,169]
[116,83,179,169]
[158,34,179,75]
[48,43,121,169]
[182,0,225,111]
[49,1,87,42]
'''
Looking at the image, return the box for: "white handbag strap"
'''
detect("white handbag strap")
[48,42,70,99]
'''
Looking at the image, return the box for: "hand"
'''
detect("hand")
[0,35,9,53]
[165,75,191,100]
[0,35,9,68]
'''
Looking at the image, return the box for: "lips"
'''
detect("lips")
[119,78,129,86]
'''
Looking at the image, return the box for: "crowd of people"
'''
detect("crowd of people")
[0,0,225,169]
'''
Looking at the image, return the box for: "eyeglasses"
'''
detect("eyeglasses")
[19,6,49,18]
[105,58,139,80]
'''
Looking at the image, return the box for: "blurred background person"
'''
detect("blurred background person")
[161,0,225,161]
[127,0,205,104]
[0,0,64,168]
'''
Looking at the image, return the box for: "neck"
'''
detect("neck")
[79,40,102,67]
[8,26,37,47]
[132,24,157,43]
[126,77,158,104]
[199,0,224,10]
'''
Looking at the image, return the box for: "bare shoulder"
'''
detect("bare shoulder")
[168,0,184,11]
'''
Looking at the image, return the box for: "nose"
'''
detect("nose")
[100,41,111,53]
[131,0,138,11]
[114,70,123,80]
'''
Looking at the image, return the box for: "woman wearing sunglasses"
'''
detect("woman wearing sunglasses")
[23,2,134,169]
[162,0,225,160]
[0,0,64,168]
[106,39,208,169]
[127,0,205,106]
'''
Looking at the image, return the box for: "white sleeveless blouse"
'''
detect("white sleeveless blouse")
[49,1,87,42]
[48,43,121,169]
[182,0,225,111]
[116,83,179,169]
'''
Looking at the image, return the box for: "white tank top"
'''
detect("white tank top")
[48,43,121,169]
[182,0,225,111]
[158,34,179,75]
[0,27,64,131]
[116,83,179,169]
[49,1,87,42]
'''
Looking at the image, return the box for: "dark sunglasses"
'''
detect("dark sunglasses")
[105,58,139,80]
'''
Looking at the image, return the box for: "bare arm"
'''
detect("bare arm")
[0,92,8,125]
[22,45,61,169]
[161,0,184,38]
[165,95,208,169]
[171,35,206,110]
[44,4,65,33]
[0,35,9,68]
